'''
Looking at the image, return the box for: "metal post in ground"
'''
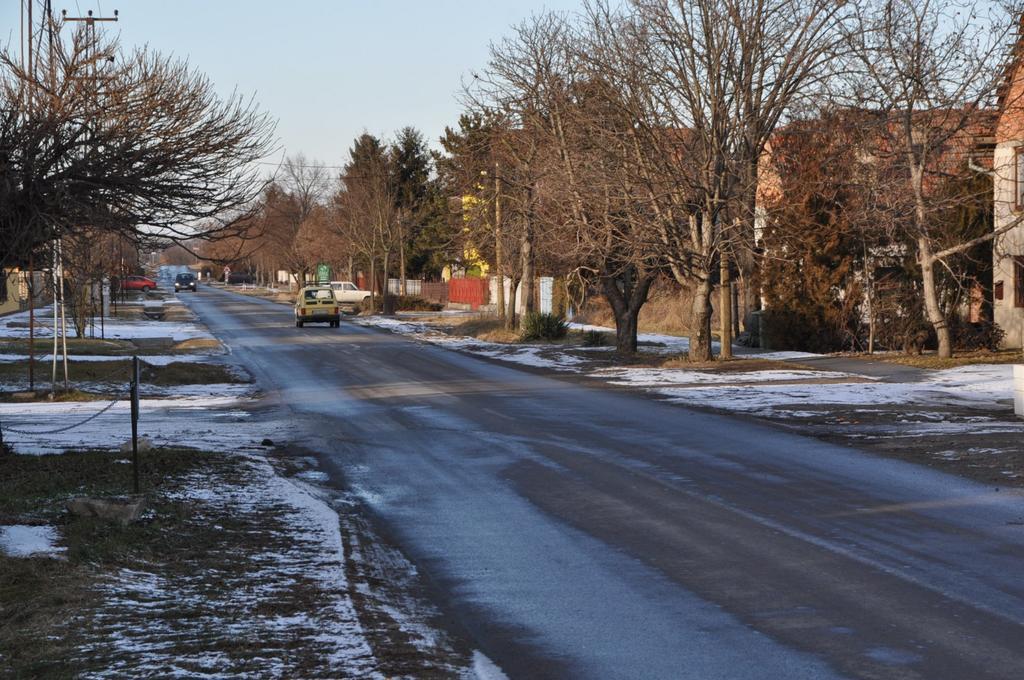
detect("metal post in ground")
[131,355,140,494]
[28,253,35,392]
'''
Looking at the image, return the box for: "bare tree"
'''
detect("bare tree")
[0,20,275,268]
[474,13,664,347]
[584,0,851,361]
[845,0,1021,358]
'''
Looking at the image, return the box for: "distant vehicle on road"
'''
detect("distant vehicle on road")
[114,275,157,293]
[175,272,197,292]
[329,281,371,313]
[227,271,256,285]
[295,286,340,328]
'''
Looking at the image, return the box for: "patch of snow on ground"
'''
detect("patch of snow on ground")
[594,367,855,386]
[744,350,824,360]
[0,395,281,455]
[0,309,212,342]
[466,345,587,371]
[471,650,511,680]
[657,365,1018,416]
[0,524,64,557]
[354,316,587,371]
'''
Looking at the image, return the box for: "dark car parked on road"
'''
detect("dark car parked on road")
[175,272,197,292]
[227,271,256,285]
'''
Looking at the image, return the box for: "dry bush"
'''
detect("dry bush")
[576,281,695,337]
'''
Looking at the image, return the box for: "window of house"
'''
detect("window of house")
[995,280,1004,301]
[0,275,7,303]
[1016,148,1024,211]
[1016,256,1024,308]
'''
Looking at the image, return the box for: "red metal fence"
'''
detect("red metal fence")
[448,277,489,310]
[420,281,449,305]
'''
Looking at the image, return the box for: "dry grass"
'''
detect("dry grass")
[0,359,245,386]
[0,388,109,403]
[444,316,520,343]
[859,349,1023,370]
[577,285,696,338]
[171,337,222,352]
[0,337,135,356]
[0,335,222,356]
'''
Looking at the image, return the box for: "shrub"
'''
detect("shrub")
[950,317,1005,352]
[520,312,569,341]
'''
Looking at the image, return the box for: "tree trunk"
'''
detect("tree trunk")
[347,255,354,283]
[506,276,521,330]
[600,270,655,354]
[521,192,536,316]
[399,227,407,296]
[919,238,952,358]
[494,168,505,322]
[521,244,535,317]
[719,253,733,359]
[690,278,714,362]
[369,257,376,313]
[614,308,638,354]
[865,250,876,354]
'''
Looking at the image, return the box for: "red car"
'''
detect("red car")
[115,275,158,292]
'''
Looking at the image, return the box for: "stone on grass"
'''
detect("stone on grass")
[119,436,152,454]
[67,496,146,525]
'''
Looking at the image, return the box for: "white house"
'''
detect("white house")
[994,35,1024,349]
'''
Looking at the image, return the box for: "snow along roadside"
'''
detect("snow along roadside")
[351,315,1018,417]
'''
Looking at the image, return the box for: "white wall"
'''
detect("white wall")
[993,142,1024,349]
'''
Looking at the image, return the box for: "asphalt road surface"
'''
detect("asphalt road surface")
[184,286,1024,680]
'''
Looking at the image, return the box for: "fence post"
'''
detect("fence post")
[131,356,140,494]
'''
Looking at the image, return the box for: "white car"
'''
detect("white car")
[329,281,371,312]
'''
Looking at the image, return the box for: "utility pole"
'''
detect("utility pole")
[61,7,119,31]
[58,5,119,389]
[22,4,36,392]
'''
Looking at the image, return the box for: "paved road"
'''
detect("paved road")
[184,286,1024,680]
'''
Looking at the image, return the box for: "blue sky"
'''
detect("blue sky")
[2,1,583,167]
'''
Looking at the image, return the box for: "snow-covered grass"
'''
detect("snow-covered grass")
[77,454,380,678]
[0,308,213,342]
[0,393,278,455]
[0,524,64,557]
[0,448,472,676]
[593,367,856,386]
[658,364,1017,416]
